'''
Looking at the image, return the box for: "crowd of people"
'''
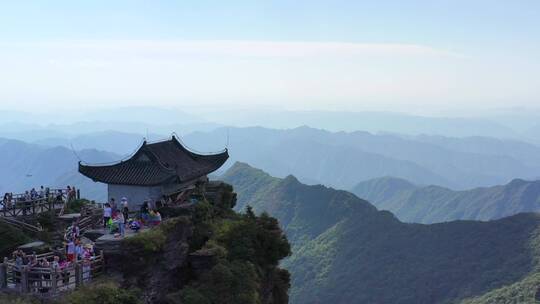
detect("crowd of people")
[103,197,163,238]
[1,186,78,211]
[11,237,97,292]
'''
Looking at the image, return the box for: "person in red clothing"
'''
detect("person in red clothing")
[66,240,76,262]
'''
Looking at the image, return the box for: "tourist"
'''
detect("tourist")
[24,190,31,201]
[121,197,129,226]
[147,209,162,226]
[30,188,38,200]
[107,215,117,234]
[51,256,60,270]
[115,211,125,237]
[14,250,24,268]
[129,218,141,232]
[39,186,45,199]
[75,239,84,261]
[66,220,80,241]
[154,210,162,225]
[103,203,112,228]
[83,244,94,259]
[39,258,50,268]
[3,193,10,209]
[71,186,77,200]
[4,193,12,209]
[29,252,38,266]
[140,201,149,223]
[110,197,117,212]
[14,251,23,283]
[27,253,39,288]
[55,189,63,203]
[66,240,76,262]
[67,186,76,202]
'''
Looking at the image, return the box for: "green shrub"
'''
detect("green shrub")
[124,226,167,255]
[178,261,261,304]
[58,281,142,304]
[64,199,90,214]
[0,294,39,304]
[176,287,211,304]
[0,221,31,257]
[215,211,291,267]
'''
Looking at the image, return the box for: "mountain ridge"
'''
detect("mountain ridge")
[221,162,540,304]
[351,176,540,223]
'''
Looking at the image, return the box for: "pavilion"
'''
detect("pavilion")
[78,135,228,208]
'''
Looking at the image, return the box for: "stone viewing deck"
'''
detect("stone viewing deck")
[0,252,105,297]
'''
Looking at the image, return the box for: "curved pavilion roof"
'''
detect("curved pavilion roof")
[79,136,229,186]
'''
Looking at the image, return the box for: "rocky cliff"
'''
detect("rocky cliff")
[104,182,291,304]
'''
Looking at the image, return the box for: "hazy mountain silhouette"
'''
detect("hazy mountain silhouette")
[0,138,115,200]
[10,125,540,191]
[351,176,540,224]
[184,126,540,189]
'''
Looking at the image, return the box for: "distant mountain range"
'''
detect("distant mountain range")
[3,124,539,198]
[197,110,533,139]
[221,162,540,304]
[2,108,540,143]
[0,138,114,201]
[8,125,540,191]
[184,126,540,190]
[34,130,154,157]
[351,176,540,224]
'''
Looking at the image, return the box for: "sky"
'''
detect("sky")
[0,1,539,114]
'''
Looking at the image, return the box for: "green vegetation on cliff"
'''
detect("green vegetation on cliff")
[120,188,291,304]
[461,273,540,304]
[58,281,142,304]
[0,220,32,256]
[177,209,291,304]
[222,162,540,304]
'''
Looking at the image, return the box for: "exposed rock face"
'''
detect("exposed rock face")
[99,181,290,304]
[187,250,217,280]
[205,181,237,209]
[121,217,193,303]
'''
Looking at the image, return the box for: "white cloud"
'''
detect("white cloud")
[0,39,536,112]
[1,39,460,59]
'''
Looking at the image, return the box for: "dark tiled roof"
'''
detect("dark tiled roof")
[79,136,229,186]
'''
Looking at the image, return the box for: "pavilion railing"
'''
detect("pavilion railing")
[0,188,80,218]
[0,251,104,296]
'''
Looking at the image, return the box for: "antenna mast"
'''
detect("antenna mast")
[226,128,230,149]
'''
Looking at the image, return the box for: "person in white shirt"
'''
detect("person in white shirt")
[103,203,112,228]
[115,212,125,237]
